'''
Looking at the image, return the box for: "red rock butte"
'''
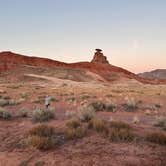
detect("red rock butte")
[91,49,109,64]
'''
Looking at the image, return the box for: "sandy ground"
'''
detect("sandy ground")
[0,74,166,166]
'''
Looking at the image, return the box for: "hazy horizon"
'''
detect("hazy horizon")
[0,0,166,73]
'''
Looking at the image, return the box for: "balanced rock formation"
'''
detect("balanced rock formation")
[91,49,109,64]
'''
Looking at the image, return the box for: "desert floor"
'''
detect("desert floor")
[0,76,166,166]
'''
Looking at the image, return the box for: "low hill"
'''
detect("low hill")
[138,69,166,80]
[0,51,166,84]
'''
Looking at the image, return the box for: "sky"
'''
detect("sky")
[0,0,166,73]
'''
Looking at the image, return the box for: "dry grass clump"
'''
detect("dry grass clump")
[65,118,87,139]
[65,126,87,139]
[109,121,131,130]
[146,132,166,145]
[26,124,64,150]
[108,127,135,142]
[28,124,55,137]
[108,121,134,142]
[79,106,96,122]
[32,108,55,122]
[66,118,81,129]
[88,118,109,134]
[87,101,105,112]
[0,107,11,120]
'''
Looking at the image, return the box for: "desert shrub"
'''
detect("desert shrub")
[66,118,81,129]
[105,94,113,98]
[155,104,162,109]
[124,97,138,112]
[0,99,9,106]
[35,161,45,166]
[28,124,55,137]
[27,135,54,150]
[154,117,166,131]
[81,95,91,100]
[109,121,131,130]
[32,108,55,122]
[8,99,20,106]
[88,118,109,134]
[146,132,166,145]
[20,92,29,99]
[87,101,105,112]
[79,106,96,122]
[105,103,116,112]
[109,127,135,142]
[19,108,28,117]
[0,107,11,120]
[65,126,87,140]
[66,97,75,103]
[108,121,134,142]
[26,125,63,150]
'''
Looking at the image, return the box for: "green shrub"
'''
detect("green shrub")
[146,132,166,145]
[32,108,55,122]
[0,107,11,120]
[87,101,105,112]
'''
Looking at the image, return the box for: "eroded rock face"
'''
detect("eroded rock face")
[91,49,109,64]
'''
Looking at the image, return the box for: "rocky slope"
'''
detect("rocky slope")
[0,51,166,84]
[138,69,166,80]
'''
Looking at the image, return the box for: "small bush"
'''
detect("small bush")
[109,128,135,142]
[105,103,116,112]
[66,118,81,129]
[0,99,9,107]
[79,106,96,122]
[81,95,91,100]
[28,135,54,150]
[19,108,28,117]
[28,124,55,137]
[110,121,131,130]
[65,126,87,140]
[88,118,109,134]
[0,108,11,120]
[146,132,166,145]
[20,92,29,99]
[124,97,138,112]
[88,101,105,112]
[32,108,55,122]
[154,117,166,131]
[155,104,162,109]
[8,99,20,106]
[26,125,63,150]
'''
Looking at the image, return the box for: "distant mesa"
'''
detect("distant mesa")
[91,49,109,64]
